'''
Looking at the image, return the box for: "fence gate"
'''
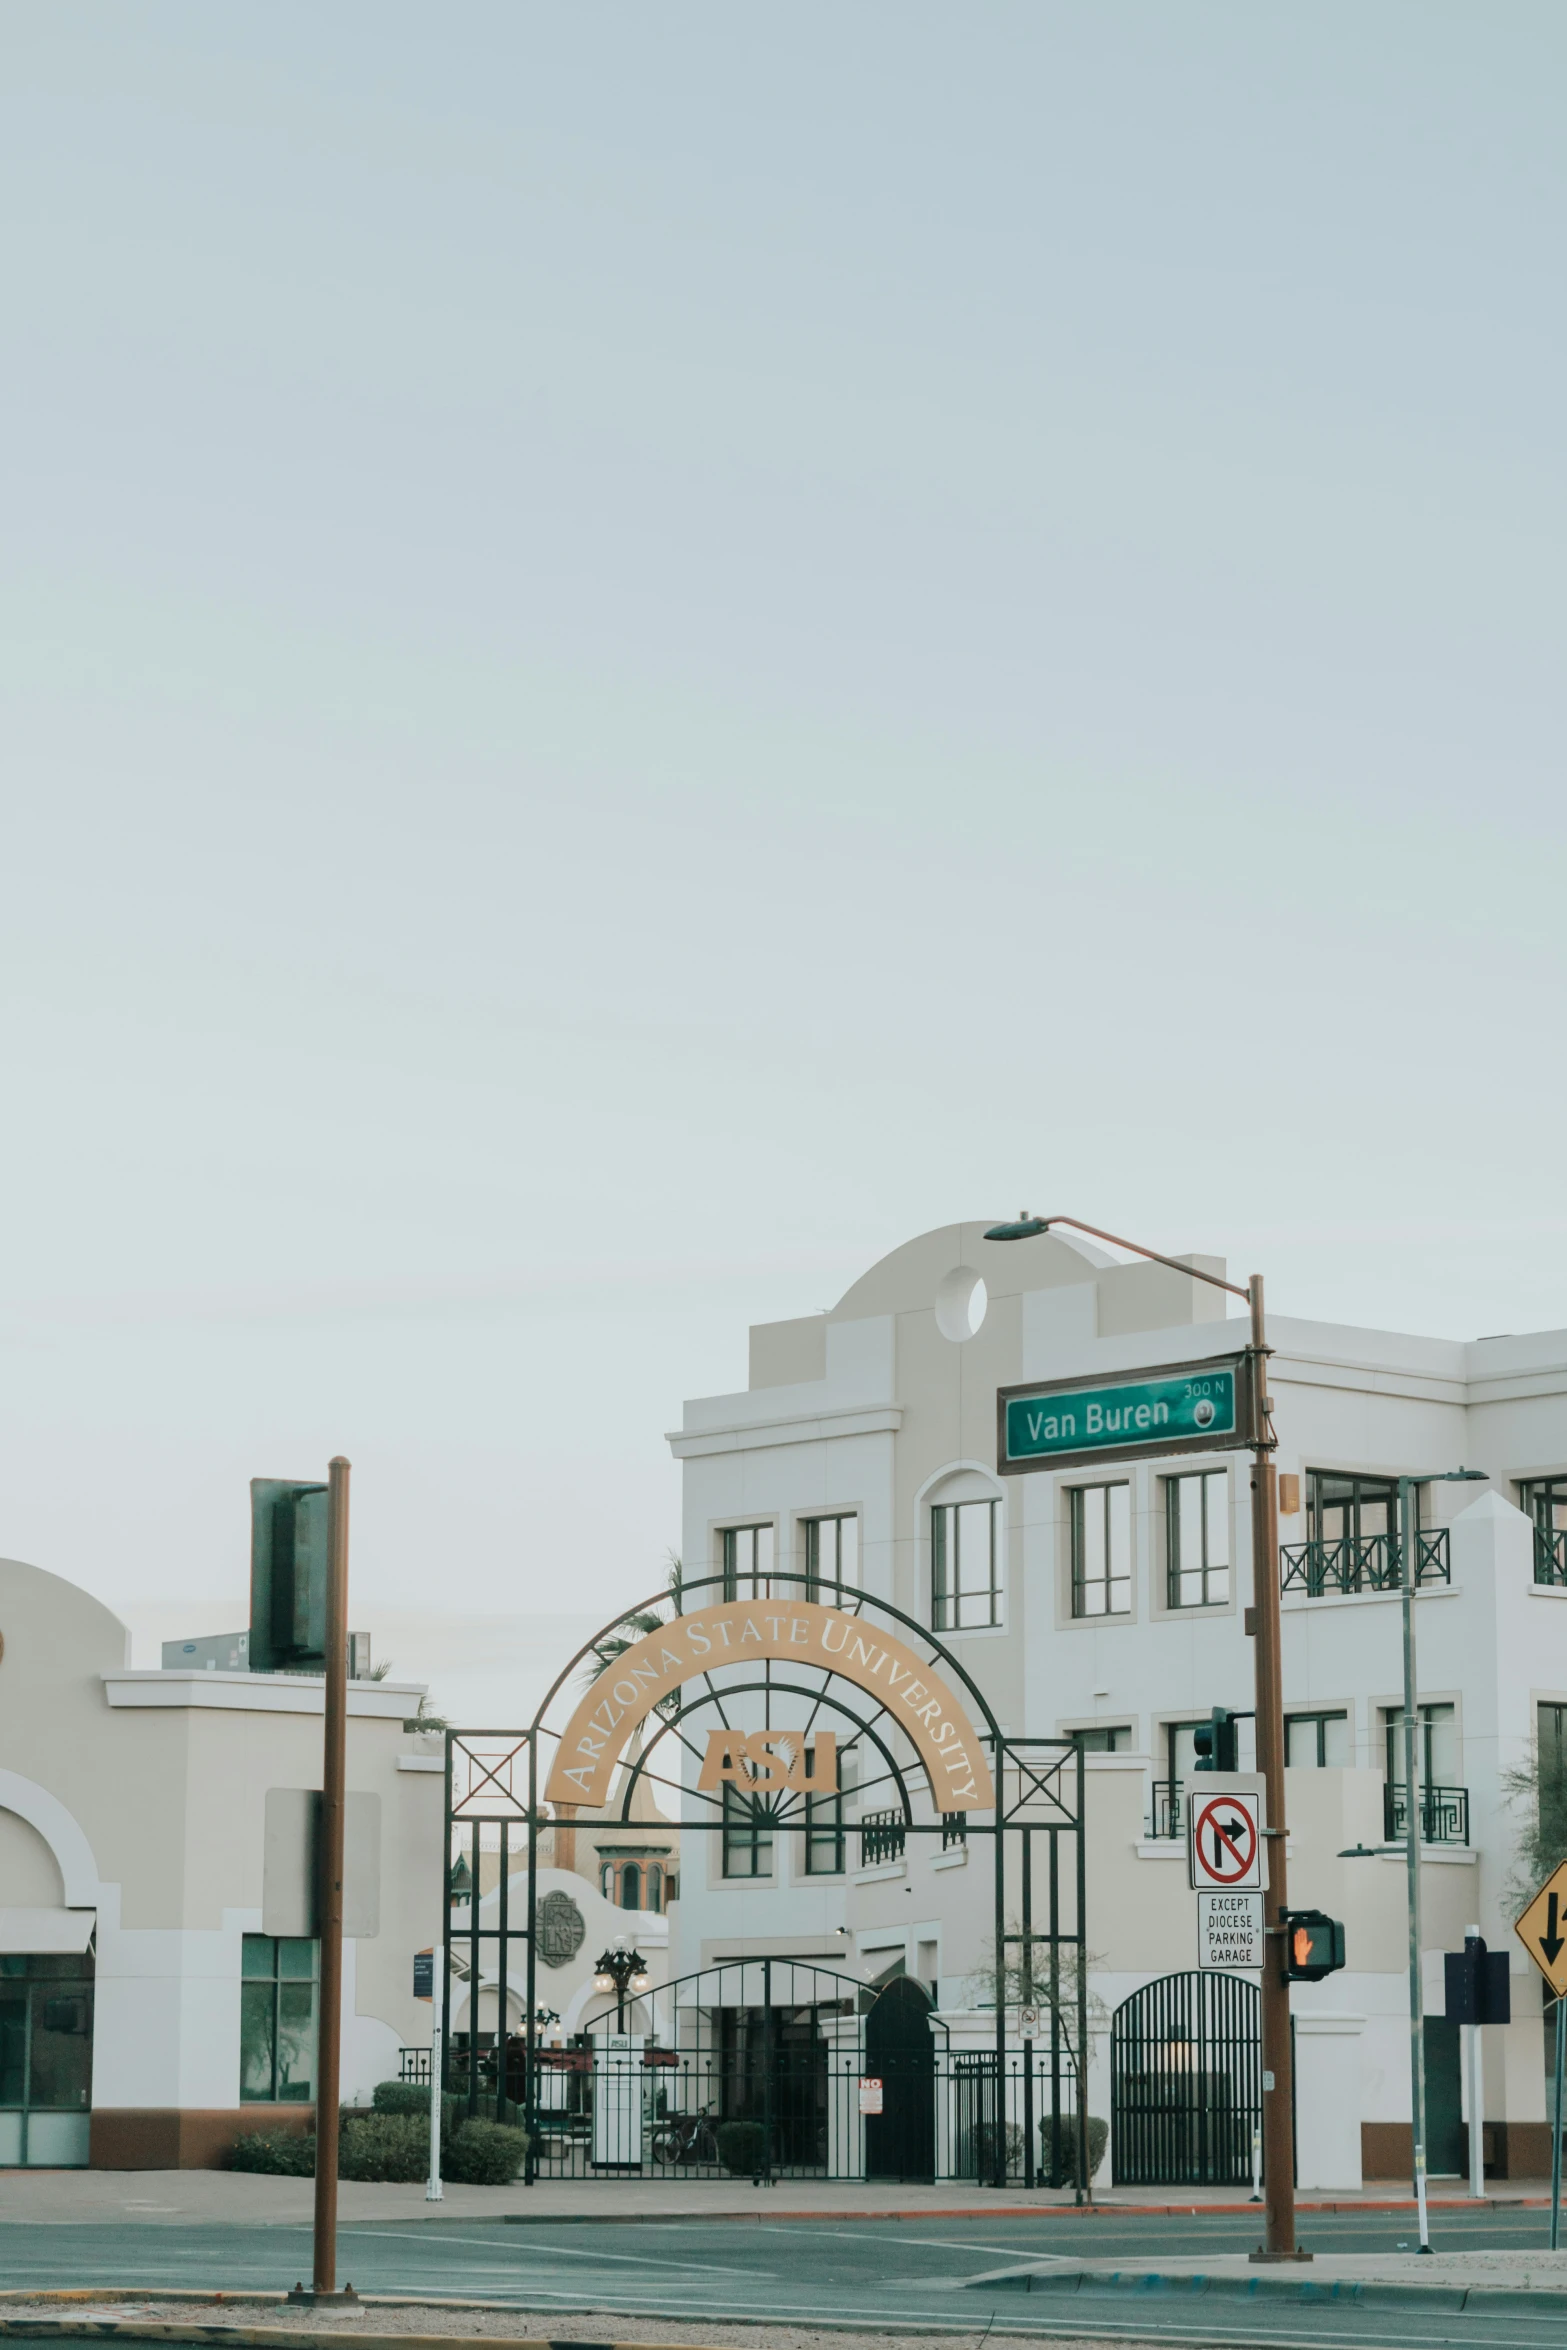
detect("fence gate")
[1110,1971,1260,2186]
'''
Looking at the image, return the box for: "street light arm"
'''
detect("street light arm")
[987,1213,1252,1303]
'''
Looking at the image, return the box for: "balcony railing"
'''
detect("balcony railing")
[1149,1779,1183,1840]
[1536,1528,1567,1588]
[1383,1781,1469,1846]
[941,1812,968,1850]
[1280,1528,1451,1598]
[859,1809,907,1867]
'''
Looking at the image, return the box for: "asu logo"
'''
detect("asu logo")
[696,1730,838,1796]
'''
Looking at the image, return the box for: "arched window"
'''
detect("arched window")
[620,1862,641,1911]
[645,1865,663,1914]
[600,1862,614,1901]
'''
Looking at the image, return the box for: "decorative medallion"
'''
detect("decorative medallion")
[537,1889,586,1969]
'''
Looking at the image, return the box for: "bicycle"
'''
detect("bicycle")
[650,2105,719,2165]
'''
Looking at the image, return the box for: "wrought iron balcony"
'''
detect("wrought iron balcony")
[1280,1528,1450,1598]
[1149,1779,1183,1840]
[941,1812,968,1850]
[859,1809,907,1867]
[1536,1528,1567,1588]
[1383,1781,1469,1845]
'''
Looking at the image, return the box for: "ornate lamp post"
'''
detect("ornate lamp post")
[593,1942,651,2031]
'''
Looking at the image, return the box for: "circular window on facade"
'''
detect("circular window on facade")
[935,1265,988,1342]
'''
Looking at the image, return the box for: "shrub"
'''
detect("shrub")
[371,2079,431,2117]
[339,2112,429,2183]
[443,2119,528,2185]
[1040,2113,1109,2187]
[714,2119,767,2178]
[229,2130,315,2176]
[971,2120,1024,2178]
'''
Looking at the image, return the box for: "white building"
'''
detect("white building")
[0,1557,444,2167]
[665,1220,1567,2186]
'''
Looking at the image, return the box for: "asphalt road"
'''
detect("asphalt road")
[3,2209,1567,2348]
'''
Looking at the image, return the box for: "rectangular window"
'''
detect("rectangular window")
[1307,1470,1403,1545]
[1074,1725,1132,1753]
[721,1784,773,1879]
[721,1523,775,1601]
[239,1935,319,2103]
[1541,1704,1567,1860]
[1166,1471,1229,1608]
[1070,1483,1131,1618]
[1285,1710,1350,1768]
[931,1498,1001,1631]
[803,1792,845,1875]
[1522,1480,1567,1584]
[1382,1702,1458,1788]
[802,1514,857,1606]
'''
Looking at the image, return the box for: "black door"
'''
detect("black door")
[1424,2016,1464,2176]
[864,1977,935,2182]
[1111,1971,1260,2186]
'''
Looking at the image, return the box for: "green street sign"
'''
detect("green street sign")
[997,1353,1256,1476]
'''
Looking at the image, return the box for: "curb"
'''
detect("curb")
[492,2195,1556,2223]
[969,2263,1567,2315]
[0,2324,742,2350]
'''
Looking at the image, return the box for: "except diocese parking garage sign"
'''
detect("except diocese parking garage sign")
[996,1355,1257,1477]
[1198,1891,1264,1971]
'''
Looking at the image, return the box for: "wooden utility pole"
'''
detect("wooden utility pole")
[312,1456,351,2298]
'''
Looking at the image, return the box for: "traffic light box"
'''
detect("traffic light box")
[1283,1909,1346,1982]
[1192,1707,1240,1772]
[249,1478,331,1672]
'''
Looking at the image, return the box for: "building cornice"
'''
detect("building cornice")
[103,1670,426,1717]
[667,1404,903,1459]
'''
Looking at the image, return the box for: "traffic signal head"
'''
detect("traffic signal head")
[1192,1707,1239,1773]
[249,1478,330,1672]
[1283,1909,1346,1981]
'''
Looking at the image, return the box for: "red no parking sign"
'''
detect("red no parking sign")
[1187,1790,1262,1890]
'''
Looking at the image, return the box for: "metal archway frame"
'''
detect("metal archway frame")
[440,1573,1089,2193]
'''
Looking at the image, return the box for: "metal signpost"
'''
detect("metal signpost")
[311,1459,352,2301]
[1515,1858,1567,2249]
[988,1212,1301,2260]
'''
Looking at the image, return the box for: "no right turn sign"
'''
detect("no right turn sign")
[1188,1791,1262,1890]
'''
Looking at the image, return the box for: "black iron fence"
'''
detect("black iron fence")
[1384,1781,1469,1845]
[522,2040,1082,2184]
[1280,1528,1450,1597]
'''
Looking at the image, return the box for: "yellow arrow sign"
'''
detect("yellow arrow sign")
[1516,1860,1567,1998]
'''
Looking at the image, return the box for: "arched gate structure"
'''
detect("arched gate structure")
[437,1573,1091,2190]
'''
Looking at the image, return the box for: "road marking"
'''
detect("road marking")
[758,2223,1073,2261]
[339,2227,766,2276]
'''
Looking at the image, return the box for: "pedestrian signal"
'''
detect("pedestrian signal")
[1282,1909,1346,1982]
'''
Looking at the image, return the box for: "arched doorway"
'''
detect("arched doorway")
[1111,1971,1260,2185]
[864,1975,936,2182]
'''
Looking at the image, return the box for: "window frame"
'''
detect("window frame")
[720,1522,776,1601]
[802,1790,846,1876]
[930,1495,1002,1632]
[1284,1708,1350,1768]
[720,1782,774,1879]
[1165,1470,1231,1609]
[1069,1481,1132,1619]
[801,1513,858,1607]
[239,1934,319,2105]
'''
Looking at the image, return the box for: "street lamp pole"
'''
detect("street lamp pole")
[985,1215,1298,2260]
[1398,1473,1431,2255]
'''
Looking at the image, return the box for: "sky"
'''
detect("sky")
[2,4,1564,1692]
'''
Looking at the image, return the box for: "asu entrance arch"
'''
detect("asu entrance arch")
[438,1574,1089,2193]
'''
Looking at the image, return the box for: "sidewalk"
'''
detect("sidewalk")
[0,2169,1557,2226]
